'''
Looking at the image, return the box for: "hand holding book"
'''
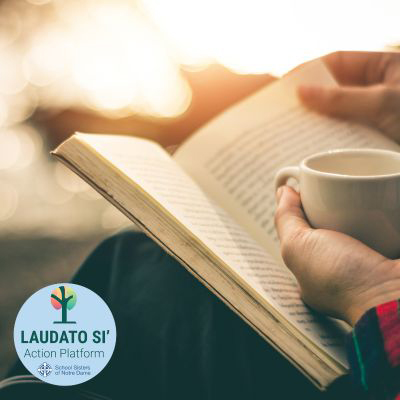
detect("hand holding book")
[298,51,400,142]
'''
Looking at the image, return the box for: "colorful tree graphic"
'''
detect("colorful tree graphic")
[51,286,77,324]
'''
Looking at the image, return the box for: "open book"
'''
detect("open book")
[52,60,399,390]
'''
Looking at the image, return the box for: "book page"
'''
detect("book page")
[73,133,348,366]
[174,60,400,260]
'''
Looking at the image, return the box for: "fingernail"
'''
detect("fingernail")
[298,85,321,101]
[276,186,284,203]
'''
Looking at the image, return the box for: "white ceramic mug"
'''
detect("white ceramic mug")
[274,148,400,259]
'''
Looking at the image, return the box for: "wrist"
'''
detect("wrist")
[345,259,400,326]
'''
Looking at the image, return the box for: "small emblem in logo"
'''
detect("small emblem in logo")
[37,362,52,377]
[51,286,77,324]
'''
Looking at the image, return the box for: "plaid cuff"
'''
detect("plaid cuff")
[346,299,400,399]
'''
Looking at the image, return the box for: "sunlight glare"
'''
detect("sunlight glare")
[142,0,400,76]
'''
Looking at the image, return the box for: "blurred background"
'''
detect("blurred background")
[0,0,399,379]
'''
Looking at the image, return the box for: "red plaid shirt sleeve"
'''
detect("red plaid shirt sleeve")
[346,299,400,399]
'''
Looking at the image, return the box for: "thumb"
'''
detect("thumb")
[298,84,387,123]
[274,186,310,241]
[274,186,311,275]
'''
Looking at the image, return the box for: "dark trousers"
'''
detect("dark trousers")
[3,230,362,399]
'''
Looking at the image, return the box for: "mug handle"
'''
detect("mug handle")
[274,166,300,192]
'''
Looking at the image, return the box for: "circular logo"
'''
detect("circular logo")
[14,283,116,386]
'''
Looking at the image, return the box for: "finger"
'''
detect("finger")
[323,51,389,85]
[298,84,386,123]
[274,186,310,242]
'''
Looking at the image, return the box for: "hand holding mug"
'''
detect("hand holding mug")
[275,148,400,259]
[274,185,400,326]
